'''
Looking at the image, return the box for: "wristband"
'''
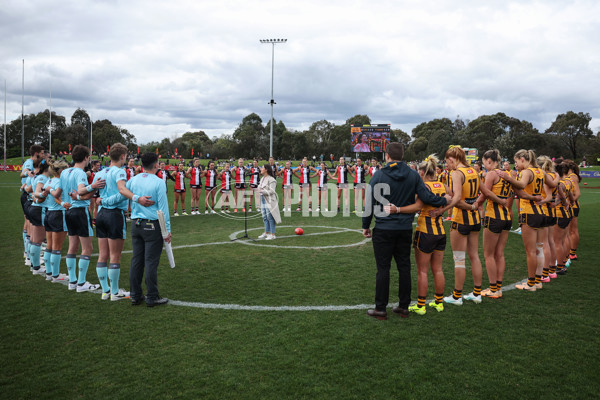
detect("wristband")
[132,195,139,203]
[86,184,93,192]
[77,194,81,201]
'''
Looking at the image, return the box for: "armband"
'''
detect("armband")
[86,184,93,192]
[132,195,140,203]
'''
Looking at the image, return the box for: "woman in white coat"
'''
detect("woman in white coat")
[258,164,282,240]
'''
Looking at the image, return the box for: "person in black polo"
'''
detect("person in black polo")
[362,143,449,320]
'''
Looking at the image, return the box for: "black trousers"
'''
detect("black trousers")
[372,228,412,311]
[130,220,164,301]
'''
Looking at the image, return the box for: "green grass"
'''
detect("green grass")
[1,172,599,399]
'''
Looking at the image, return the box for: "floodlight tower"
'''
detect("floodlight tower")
[260,38,287,158]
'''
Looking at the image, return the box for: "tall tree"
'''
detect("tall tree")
[232,113,267,158]
[545,111,593,159]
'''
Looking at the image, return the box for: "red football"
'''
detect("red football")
[295,228,304,235]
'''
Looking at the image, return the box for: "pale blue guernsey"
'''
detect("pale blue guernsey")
[60,167,90,208]
[127,172,170,232]
[30,175,50,208]
[21,158,34,185]
[96,166,128,210]
[46,178,64,211]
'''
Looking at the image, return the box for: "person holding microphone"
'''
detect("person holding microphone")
[127,153,172,307]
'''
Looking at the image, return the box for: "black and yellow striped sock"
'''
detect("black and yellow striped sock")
[473,286,481,296]
[542,267,549,278]
[535,275,542,284]
[549,265,556,274]
[452,289,462,300]
[417,296,426,308]
[556,264,565,272]
[435,293,443,304]
[527,277,535,287]
[497,281,503,291]
[490,283,498,292]
[570,248,577,256]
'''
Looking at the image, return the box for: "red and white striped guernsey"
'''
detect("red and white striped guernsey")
[205,169,217,187]
[190,166,202,186]
[282,168,293,185]
[157,169,167,184]
[317,169,328,188]
[336,165,348,184]
[369,165,380,177]
[234,166,246,184]
[299,166,311,184]
[354,165,366,184]
[249,167,260,186]
[174,171,186,191]
[220,171,232,190]
[126,167,136,181]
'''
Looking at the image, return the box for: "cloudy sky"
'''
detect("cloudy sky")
[1,0,599,144]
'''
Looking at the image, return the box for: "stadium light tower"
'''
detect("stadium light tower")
[260,38,287,158]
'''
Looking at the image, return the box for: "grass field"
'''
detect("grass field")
[1,171,599,399]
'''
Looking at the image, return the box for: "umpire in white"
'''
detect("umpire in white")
[127,153,172,307]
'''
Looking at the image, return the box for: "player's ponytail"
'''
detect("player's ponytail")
[482,149,501,164]
[514,149,537,167]
[418,154,438,178]
[537,155,554,172]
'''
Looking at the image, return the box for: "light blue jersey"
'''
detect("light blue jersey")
[60,167,90,208]
[127,172,170,232]
[30,175,50,208]
[21,158,34,185]
[46,178,64,211]
[95,166,128,210]
[25,175,34,200]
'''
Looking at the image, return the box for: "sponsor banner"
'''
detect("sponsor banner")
[0,165,23,171]
[580,171,600,178]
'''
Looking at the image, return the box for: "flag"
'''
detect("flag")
[191,148,194,156]
[107,145,109,153]
[137,146,140,154]
[156,147,159,155]
[68,144,71,151]
[175,148,178,155]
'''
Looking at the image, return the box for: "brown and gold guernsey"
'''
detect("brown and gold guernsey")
[445,169,452,189]
[519,167,545,215]
[485,169,512,220]
[568,172,580,210]
[452,166,480,225]
[556,178,573,219]
[416,181,446,235]
[544,171,558,218]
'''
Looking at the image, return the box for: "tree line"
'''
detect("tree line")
[2,108,598,163]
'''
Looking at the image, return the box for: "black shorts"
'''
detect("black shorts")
[190,184,202,189]
[519,213,544,229]
[175,188,186,193]
[557,216,572,230]
[413,231,446,254]
[544,216,557,227]
[28,206,44,227]
[282,184,292,190]
[299,183,311,189]
[44,210,67,232]
[96,208,127,240]
[23,199,33,221]
[65,207,93,237]
[317,186,327,192]
[93,191,100,198]
[451,222,481,235]
[337,183,348,189]
[205,186,216,192]
[572,207,580,217]
[249,184,258,189]
[354,183,366,189]
[20,191,29,214]
[483,216,512,234]
[235,183,246,189]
